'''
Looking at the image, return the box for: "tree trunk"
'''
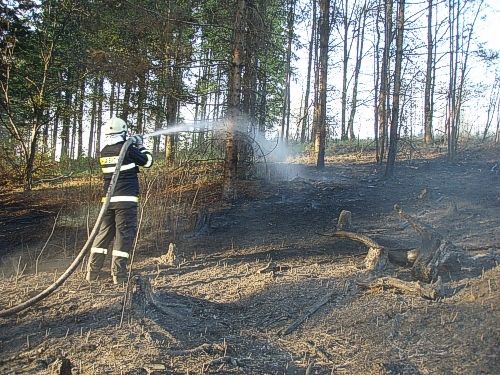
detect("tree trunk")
[88,78,98,158]
[280,0,295,142]
[165,63,179,162]
[347,2,367,141]
[121,81,132,123]
[373,0,381,162]
[340,0,350,141]
[51,90,61,160]
[77,78,85,159]
[258,73,268,134]
[385,0,405,178]
[378,0,392,164]
[423,0,434,144]
[314,0,330,169]
[70,98,77,160]
[242,1,258,132]
[301,0,316,144]
[137,71,147,134]
[60,81,72,160]
[153,86,164,156]
[224,0,246,197]
[95,76,104,159]
[109,81,115,119]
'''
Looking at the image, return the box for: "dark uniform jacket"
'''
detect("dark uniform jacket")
[99,141,153,208]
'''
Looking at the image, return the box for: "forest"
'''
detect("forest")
[1,0,498,188]
[0,0,499,374]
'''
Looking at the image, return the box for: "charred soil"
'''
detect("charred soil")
[0,144,499,374]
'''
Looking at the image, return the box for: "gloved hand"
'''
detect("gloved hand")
[130,135,143,148]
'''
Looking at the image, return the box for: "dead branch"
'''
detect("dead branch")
[35,209,62,275]
[357,276,443,300]
[393,204,442,252]
[331,231,388,272]
[332,231,381,249]
[203,356,242,371]
[257,262,290,275]
[280,291,337,336]
[168,343,225,356]
[35,171,74,183]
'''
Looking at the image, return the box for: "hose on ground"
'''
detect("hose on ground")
[0,138,134,318]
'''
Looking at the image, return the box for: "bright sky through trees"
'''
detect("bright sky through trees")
[288,0,500,140]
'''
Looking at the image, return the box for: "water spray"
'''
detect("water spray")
[142,120,226,139]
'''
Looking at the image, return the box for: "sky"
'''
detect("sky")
[287,0,500,140]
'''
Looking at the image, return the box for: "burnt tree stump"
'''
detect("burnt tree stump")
[127,276,188,319]
[337,210,352,231]
[394,204,460,282]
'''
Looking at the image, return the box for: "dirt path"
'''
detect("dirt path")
[0,146,498,374]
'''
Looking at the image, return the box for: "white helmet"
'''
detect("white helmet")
[103,117,127,135]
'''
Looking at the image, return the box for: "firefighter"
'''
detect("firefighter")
[86,117,153,284]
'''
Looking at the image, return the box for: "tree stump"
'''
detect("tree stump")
[337,210,352,230]
[446,200,458,218]
[49,357,72,375]
[127,275,188,319]
[128,275,153,316]
[394,204,460,282]
[156,243,180,267]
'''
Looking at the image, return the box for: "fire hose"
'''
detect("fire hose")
[0,122,257,318]
[0,138,135,318]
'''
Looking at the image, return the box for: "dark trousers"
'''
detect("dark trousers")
[87,205,137,278]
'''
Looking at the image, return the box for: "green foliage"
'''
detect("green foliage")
[1,0,293,189]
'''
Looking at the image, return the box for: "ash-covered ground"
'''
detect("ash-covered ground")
[0,145,498,374]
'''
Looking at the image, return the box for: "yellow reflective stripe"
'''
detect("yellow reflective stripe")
[100,156,119,165]
[112,250,129,259]
[91,247,108,254]
[101,196,139,203]
[101,163,136,173]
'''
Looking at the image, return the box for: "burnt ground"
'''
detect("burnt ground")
[0,144,499,374]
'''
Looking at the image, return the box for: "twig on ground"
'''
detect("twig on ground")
[280,291,337,336]
[257,261,290,274]
[203,356,242,372]
[35,171,74,183]
[169,343,224,356]
[357,276,443,300]
[35,209,62,275]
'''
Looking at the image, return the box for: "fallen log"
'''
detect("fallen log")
[357,276,443,300]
